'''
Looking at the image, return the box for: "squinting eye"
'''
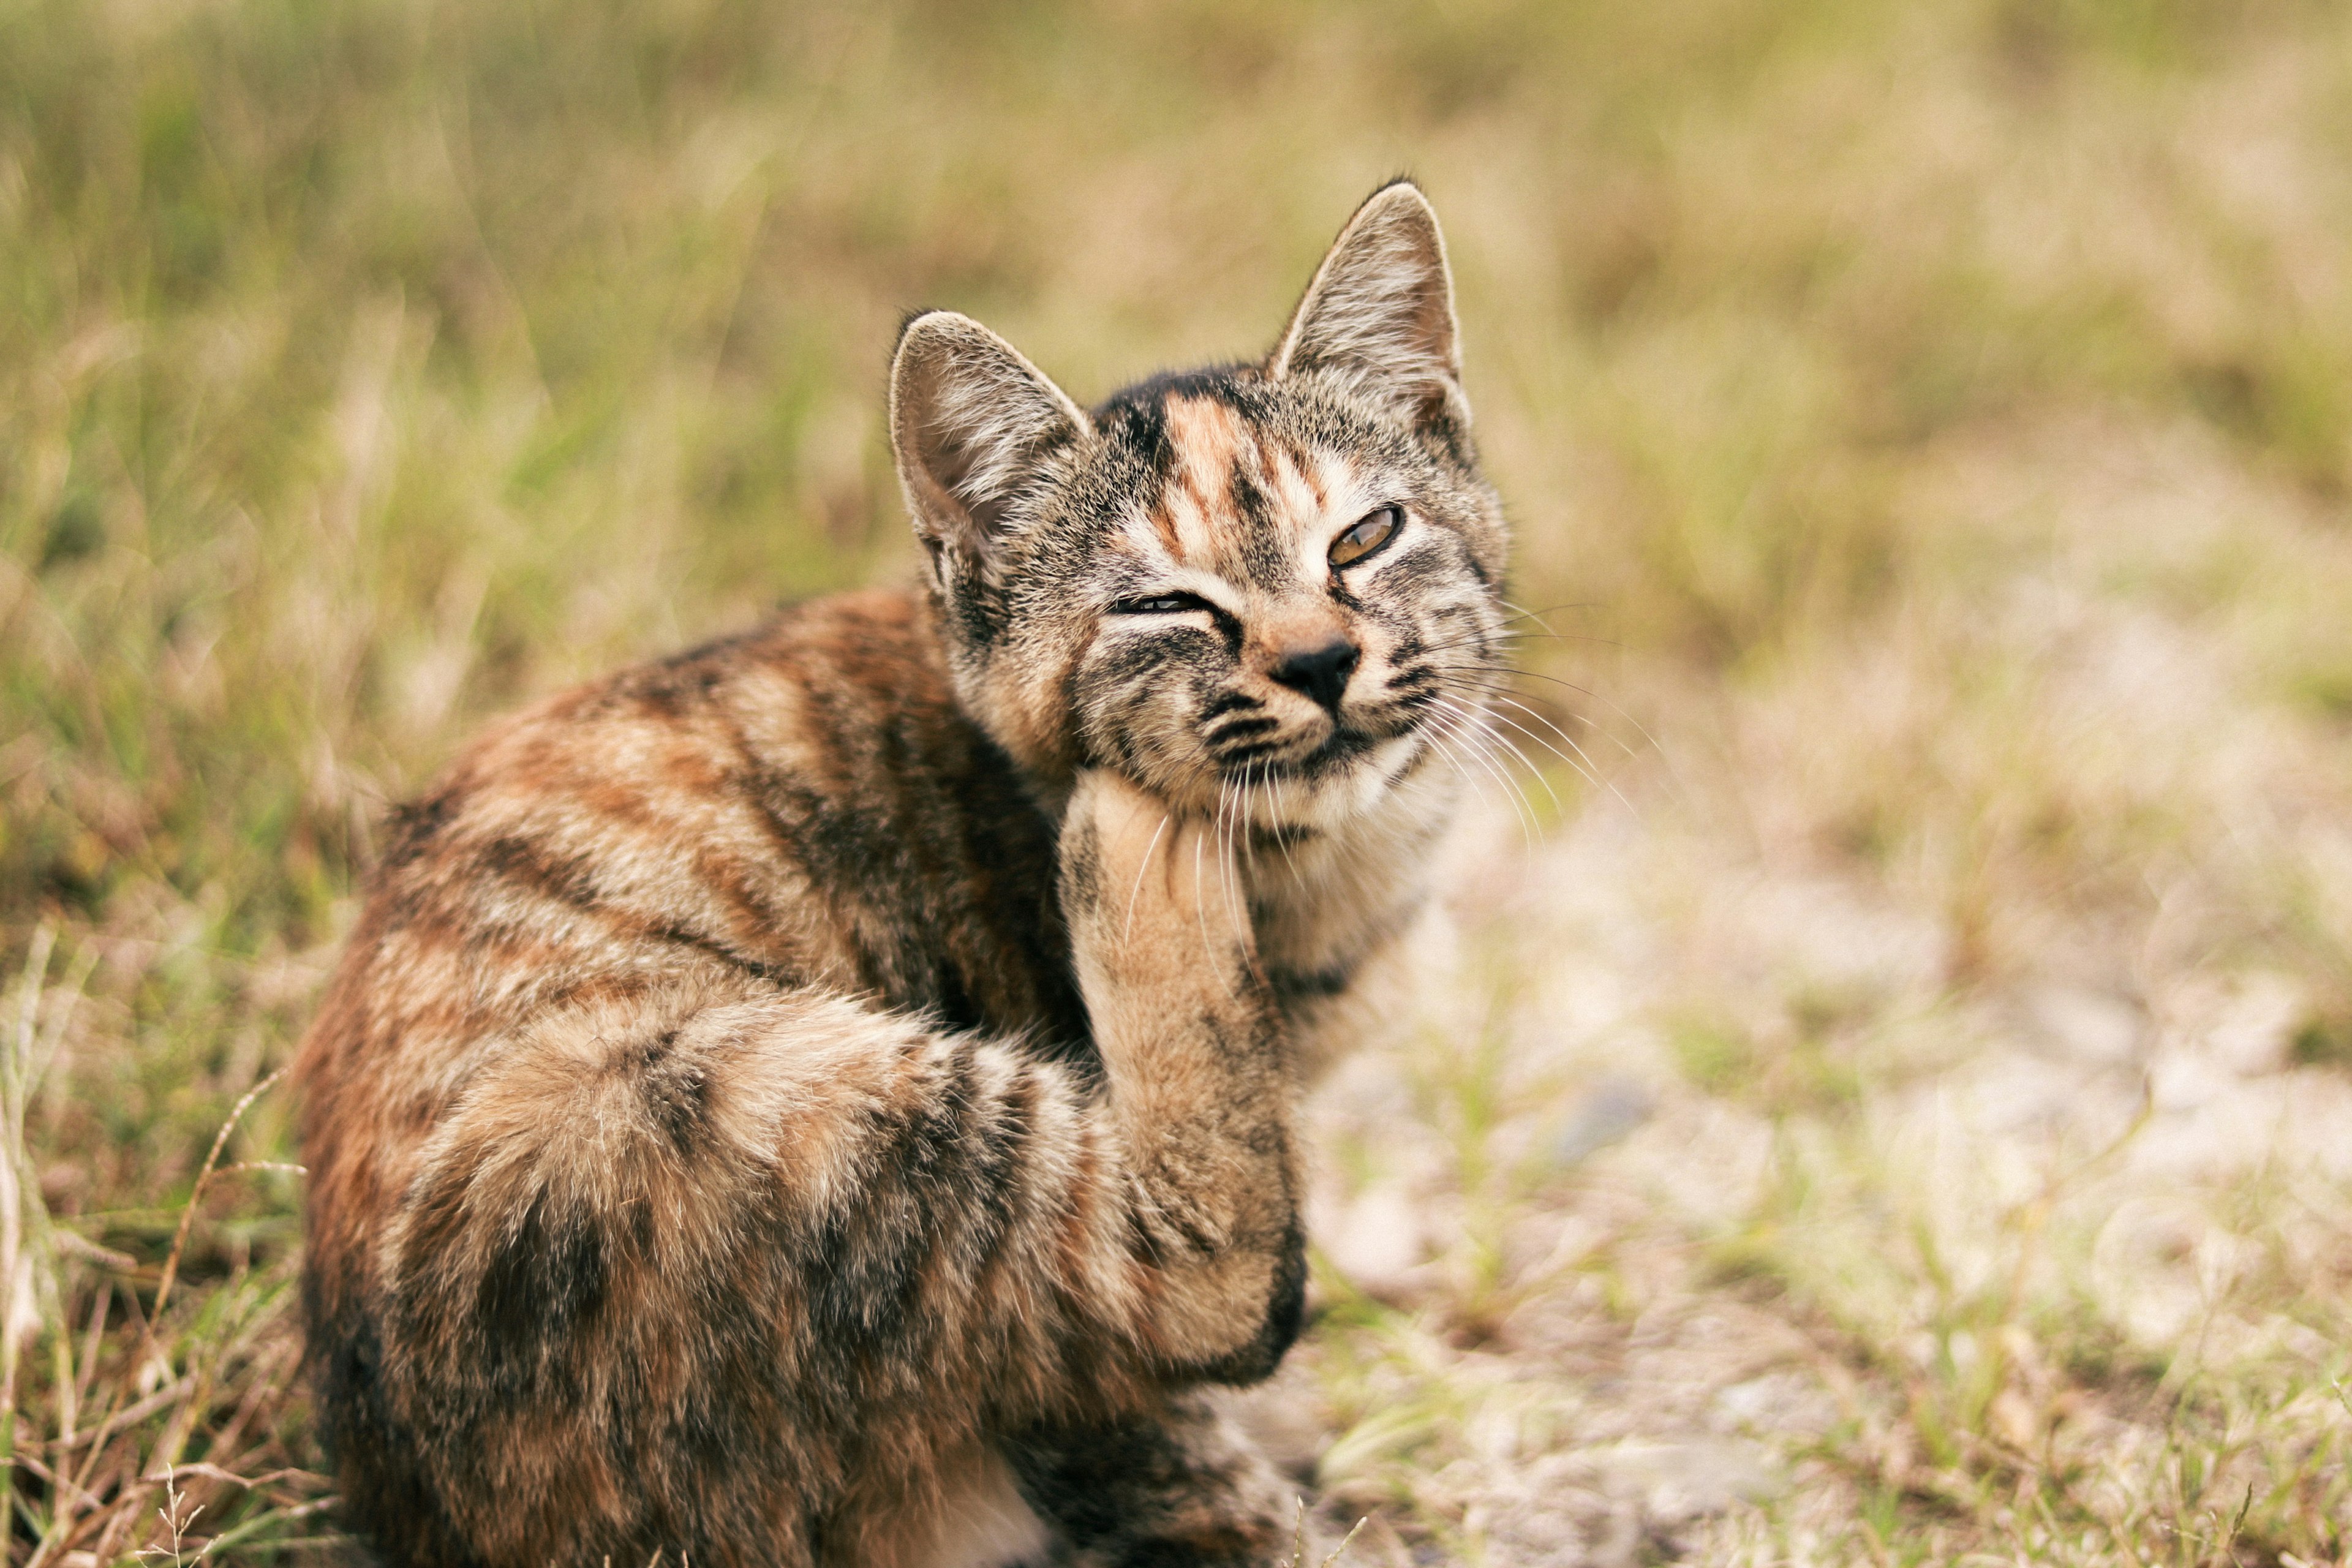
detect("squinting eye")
[1329,506,1401,568]
[1111,591,1213,616]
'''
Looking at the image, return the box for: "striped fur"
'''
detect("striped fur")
[296,181,1507,1566]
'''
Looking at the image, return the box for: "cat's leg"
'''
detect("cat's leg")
[364,771,1303,1564]
[1005,1392,1297,1568]
[1039,765,1309,1382]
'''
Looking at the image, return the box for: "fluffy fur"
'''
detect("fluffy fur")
[295,180,1509,1567]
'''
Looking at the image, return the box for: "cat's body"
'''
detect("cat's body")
[296,183,1507,1567]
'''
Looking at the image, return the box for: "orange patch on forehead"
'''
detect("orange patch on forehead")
[1148,398,1352,584]
[1163,395,1248,484]
[1262,435,1333,531]
[1156,396,1251,564]
[1140,494,1183,556]
[1296,443,1340,513]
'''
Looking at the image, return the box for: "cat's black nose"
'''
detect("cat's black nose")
[1270,637,1360,714]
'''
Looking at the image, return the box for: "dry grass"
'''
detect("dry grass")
[6,0,2352,1561]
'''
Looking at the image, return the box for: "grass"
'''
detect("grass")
[7,0,2352,1560]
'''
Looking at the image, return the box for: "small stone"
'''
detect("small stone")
[1550,1078,1655,1166]
[1313,1184,1426,1299]
[2021,985,2143,1066]
[1588,1438,1784,1523]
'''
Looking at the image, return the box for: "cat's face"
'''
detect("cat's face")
[1046,371,1504,830]
[891,183,1506,831]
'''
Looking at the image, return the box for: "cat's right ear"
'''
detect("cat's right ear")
[889,311,1090,586]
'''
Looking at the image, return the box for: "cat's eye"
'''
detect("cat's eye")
[1112,591,1213,616]
[1329,507,1402,568]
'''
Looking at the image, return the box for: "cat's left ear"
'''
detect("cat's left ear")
[890,310,1091,584]
[1268,180,1469,439]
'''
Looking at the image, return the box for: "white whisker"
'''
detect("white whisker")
[1425,697,1537,850]
[1455,662,1694,812]
[1123,811,1172,941]
[1265,766,1306,885]
[1471,712,1566,816]
[1457,665,1656,764]
[1192,821,1234,998]
[1216,774,1250,966]
[1479,690,1644,823]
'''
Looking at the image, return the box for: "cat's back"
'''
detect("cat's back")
[296,586,1082,1310]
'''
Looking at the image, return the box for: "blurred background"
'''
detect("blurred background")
[6,0,2352,1560]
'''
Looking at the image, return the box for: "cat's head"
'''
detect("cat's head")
[888,181,1507,831]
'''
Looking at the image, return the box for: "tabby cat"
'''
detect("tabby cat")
[295,180,1509,1567]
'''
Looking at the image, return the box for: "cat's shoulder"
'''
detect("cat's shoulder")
[535,585,951,741]
[388,588,949,824]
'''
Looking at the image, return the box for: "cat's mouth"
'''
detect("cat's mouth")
[1205,706,1440,807]
[1176,679,1469,829]
[1211,692,1436,778]
[1234,722,1383,778]
[1188,718,1436,837]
